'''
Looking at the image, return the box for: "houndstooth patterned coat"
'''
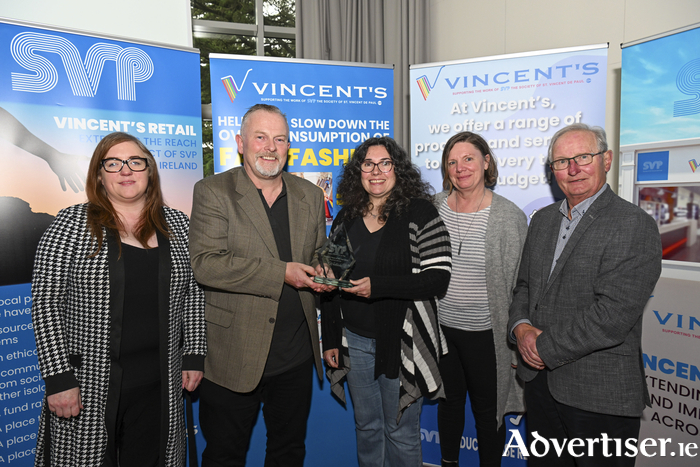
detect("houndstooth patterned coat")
[31,203,206,467]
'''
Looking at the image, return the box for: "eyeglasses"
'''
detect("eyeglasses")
[360,160,394,173]
[101,157,149,173]
[550,151,604,171]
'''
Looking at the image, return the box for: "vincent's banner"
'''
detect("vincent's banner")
[0,18,202,466]
[210,54,393,229]
[410,44,608,467]
[209,54,393,466]
[410,44,608,219]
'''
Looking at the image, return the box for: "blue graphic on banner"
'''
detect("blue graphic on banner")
[0,18,203,466]
[0,23,199,115]
[637,151,670,181]
[410,46,609,219]
[621,27,700,146]
[211,55,393,229]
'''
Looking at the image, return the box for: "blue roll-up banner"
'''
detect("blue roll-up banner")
[0,18,203,466]
[211,54,394,229]
[410,45,609,466]
[208,54,394,466]
[621,24,700,467]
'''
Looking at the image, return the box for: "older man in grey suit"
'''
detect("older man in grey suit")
[189,104,329,467]
[508,123,662,466]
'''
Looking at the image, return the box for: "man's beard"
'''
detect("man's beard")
[255,153,283,177]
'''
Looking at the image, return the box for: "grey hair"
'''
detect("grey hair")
[547,123,608,162]
[239,103,289,138]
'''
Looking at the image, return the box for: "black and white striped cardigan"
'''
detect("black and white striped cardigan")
[31,203,206,467]
[321,198,452,420]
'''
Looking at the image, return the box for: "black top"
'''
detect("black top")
[321,199,451,379]
[257,182,312,376]
[120,243,160,389]
[340,219,383,338]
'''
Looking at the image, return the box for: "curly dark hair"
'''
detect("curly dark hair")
[336,137,432,222]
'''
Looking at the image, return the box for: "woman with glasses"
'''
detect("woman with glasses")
[321,136,451,467]
[434,132,527,467]
[31,132,206,467]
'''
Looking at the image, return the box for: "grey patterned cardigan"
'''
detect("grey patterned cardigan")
[31,203,206,467]
[434,190,527,428]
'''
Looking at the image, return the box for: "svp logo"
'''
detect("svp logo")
[415,66,444,101]
[10,31,153,101]
[637,151,669,182]
[222,69,252,103]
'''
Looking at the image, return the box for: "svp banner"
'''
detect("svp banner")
[210,54,394,227]
[621,24,700,465]
[410,45,608,467]
[620,25,700,264]
[410,44,608,218]
[0,18,202,466]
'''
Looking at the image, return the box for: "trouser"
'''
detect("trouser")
[199,358,313,467]
[524,370,641,467]
[345,329,423,467]
[438,327,504,467]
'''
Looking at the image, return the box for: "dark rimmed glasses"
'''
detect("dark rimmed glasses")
[360,160,394,173]
[550,151,604,171]
[101,157,149,173]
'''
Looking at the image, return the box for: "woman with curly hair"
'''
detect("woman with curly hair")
[321,136,452,467]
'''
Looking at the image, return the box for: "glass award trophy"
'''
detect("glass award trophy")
[313,224,355,288]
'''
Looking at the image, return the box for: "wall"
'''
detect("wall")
[428,0,700,193]
[0,0,193,47]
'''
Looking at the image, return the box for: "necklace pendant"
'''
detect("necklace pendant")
[458,241,462,255]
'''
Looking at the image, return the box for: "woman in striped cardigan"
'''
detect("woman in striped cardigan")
[321,136,451,467]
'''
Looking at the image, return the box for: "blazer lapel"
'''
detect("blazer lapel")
[234,169,280,258]
[283,173,310,263]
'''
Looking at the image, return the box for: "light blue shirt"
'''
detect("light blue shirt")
[549,184,609,278]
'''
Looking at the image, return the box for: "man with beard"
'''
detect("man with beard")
[190,104,329,466]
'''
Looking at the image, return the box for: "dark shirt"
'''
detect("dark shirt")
[120,243,160,388]
[257,182,312,376]
[340,219,384,338]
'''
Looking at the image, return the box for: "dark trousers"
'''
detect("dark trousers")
[524,370,641,467]
[438,327,505,467]
[199,358,313,467]
[104,381,161,467]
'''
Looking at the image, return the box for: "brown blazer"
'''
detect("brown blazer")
[189,167,325,392]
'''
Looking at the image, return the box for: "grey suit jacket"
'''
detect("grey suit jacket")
[189,167,326,393]
[508,186,662,417]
